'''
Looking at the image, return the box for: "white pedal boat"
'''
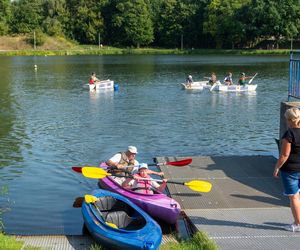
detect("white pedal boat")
[181,81,213,90]
[212,83,257,92]
[89,80,114,91]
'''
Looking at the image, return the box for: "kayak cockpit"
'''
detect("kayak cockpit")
[93,196,147,230]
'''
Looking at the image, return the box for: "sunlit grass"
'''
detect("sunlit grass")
[0,233,43,250]
[160,231,218,250]
[0,47,292,56]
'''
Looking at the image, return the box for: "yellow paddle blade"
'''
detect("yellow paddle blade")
[82,167,112,179]
[84,194,98,203]
[185,180,212,193]
[105,222,118,229]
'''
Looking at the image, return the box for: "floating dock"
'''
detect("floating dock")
[16,155,300,249]
[156,155,300,250]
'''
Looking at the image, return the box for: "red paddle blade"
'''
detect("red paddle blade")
[72,166,83,173]
[166,158,192,166]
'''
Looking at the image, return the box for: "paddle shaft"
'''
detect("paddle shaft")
[103,173,211,192]
[103,173,186,185]
[81,167,212,192]
[72,158,192,173]
[248,73,257,84]
[105,173,163,182]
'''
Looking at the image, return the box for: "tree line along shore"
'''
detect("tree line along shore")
[0,0,299,51]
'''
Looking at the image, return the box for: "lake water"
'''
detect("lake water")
[0,54,290,234]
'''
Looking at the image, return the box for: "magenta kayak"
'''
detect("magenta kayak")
[97,163,181,224]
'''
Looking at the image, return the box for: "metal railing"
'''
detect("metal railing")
[289,50,300,100]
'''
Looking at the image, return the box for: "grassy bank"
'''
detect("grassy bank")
[0,47,292,56]
[0,35,292,56]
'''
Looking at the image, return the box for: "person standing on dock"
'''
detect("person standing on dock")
[273,107,300,232]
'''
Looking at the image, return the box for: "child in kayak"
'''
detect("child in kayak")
[122,163,167,194]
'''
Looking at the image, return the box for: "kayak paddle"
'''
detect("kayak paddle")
[81,167,212,193]
[72,158,192,173]
[209,82,217,91]
[248,73,258,84]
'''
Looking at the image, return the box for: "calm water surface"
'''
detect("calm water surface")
[0,55,289,234]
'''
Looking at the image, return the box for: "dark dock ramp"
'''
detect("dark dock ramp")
[155,155,300,250]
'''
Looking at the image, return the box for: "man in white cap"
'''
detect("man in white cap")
[122,163,167,194]
[106,146,163,185]
[106,146,139,176]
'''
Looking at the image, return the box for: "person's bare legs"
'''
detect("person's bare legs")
[289,193,300,225]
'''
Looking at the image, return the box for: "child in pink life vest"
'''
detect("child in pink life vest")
[122,163,167,194]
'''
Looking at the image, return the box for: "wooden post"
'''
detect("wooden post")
[98,33,101,49]
[181,34,183,50]
[33,30,36,50]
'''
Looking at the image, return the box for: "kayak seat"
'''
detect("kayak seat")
[105,211,146,230]
[95,196,132,214]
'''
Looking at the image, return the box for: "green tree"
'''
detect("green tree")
[10,0,43,34]
[203,0,250,49]
[111,0,153,47]
[66,0,106,44]
[235,0,300,48]
[155,0,196,48]
[0,0,11,35]
[42,0,68,36]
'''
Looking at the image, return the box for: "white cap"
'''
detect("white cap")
[127,146,138,154]
[139,163,148,169]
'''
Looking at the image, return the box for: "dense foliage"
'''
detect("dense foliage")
[1,0,300,48]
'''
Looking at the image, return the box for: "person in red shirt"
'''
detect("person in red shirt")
[89,72,100,85]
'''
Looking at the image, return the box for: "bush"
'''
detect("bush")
[26,29,46,47]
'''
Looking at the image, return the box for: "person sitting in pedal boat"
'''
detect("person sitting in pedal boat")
[186,75,193,88]
[209,72,217,86]
[122,163,167,194]
[223,72,233,85]
[89,72,100,85]
[238,72,253,86]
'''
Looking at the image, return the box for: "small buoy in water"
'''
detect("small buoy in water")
[114,84,119,91]
[34,65,37,70]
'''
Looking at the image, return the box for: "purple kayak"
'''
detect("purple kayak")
[97,163,181,224]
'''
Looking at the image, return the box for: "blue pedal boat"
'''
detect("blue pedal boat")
[82,189,162,250]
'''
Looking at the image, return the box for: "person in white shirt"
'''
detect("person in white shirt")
[105,146,163,185]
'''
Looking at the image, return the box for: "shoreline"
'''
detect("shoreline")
[0,48,293,56]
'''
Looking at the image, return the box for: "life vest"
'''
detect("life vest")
[109,152,135,175]
[131,173,153,194]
